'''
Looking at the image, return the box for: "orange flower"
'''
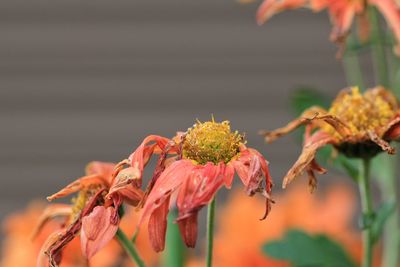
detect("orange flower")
[261,86,400,191]
[0,202,158,267]
[35,161,144,267]
[256,0,400,55]
[115,119,274,252]
[188,183,368,267]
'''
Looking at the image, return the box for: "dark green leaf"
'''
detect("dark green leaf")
[262,229,357,267]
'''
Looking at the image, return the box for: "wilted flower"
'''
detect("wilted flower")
[255,0,400,56]
[35,161,143,267]
[115,119,274,252]
[260,86,400,190]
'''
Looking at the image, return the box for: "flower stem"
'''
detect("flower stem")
[358,158,373,267]
[206,198,216,267]
[369,7,389,87]
[163,208,186,267]
[343,32,365,90]
[116,228,146,267]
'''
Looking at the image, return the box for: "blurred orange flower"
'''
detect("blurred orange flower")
[0,202,158,267]
[255,0,400,56]
[189,183,372,267]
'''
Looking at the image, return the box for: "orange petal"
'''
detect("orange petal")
[283,131,333,189]
[256,0,308,25]
[329,3,357,43]
[148,195,171,252]
[223,163,235,189]
[47,174,104,201]
[32,204,72,240]
[139,160,195,225]
[370,0,400,56]
[384,116,400,140]
[177,213,198,248]
[81,206,119,259]
[107,165,143,203]
[176,163,224,220]
[260,106,329,143]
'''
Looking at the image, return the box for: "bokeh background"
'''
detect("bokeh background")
[1,0,352,233]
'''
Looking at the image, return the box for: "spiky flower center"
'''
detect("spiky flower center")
[182,120,243,165]
[325,87,396,137]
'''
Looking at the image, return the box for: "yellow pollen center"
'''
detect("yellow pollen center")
[325,87,396,138]
[70,185,103,222]
[182,120,243,164]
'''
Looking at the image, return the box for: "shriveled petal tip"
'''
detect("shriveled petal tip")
[256,0,307,25]
[81,206,119,259]
[107,165,142,198]
[260,106,330,143]
[177,213,198,248]
[283,131,333,189]
[368,131,396,155]
[383,116,400,140]
[148,196,170,252]
[32,204,72,240]
[37,231,63,267]
[85,161,115,177]
[47,174,104,201]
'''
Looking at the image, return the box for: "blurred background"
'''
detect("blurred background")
[0,0,352,234]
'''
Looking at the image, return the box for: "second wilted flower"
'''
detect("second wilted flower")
[261,86,400,190]
[115,119,274,252]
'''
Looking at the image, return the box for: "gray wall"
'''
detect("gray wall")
[0,0,347,226]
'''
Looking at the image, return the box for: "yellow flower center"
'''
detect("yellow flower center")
[182,119,243,165]
[70,185,103,222]
[324,87,396,138]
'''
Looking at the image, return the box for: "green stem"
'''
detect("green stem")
[163,208,186,267]
[369,7,389,87]
[116,228,146,267]
[206,198,216,267]
[358,158,373,267]
[343,54,365,90]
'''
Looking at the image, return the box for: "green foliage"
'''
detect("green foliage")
[371,202,396,244]
[262,230,357,267]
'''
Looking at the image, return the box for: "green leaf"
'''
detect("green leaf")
[371,202,396,244]
[262,230,357,267]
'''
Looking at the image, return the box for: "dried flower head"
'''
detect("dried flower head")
[114,118,274,252]
[260,86,400,191]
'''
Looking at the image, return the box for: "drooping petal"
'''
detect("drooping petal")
[177,213,198,248]
[259,106,332,143]
[384,116,400,140]
[328,2,357,43]
[128,135,172,180]
[47,174,104,201]
[85,161,116,184]
[139,160,195,225]
[223,163,235,189]
[107,166,143,203]
[81,206,119,259]
[256,0,308,25]
[370,0,400,56]
[283,131,334,189]
[148,195,170,252]
[37,230,64,267]
[32,204,72,240]
[232,149,274,220]
[176,163,225,220]
[367,131,396,154]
